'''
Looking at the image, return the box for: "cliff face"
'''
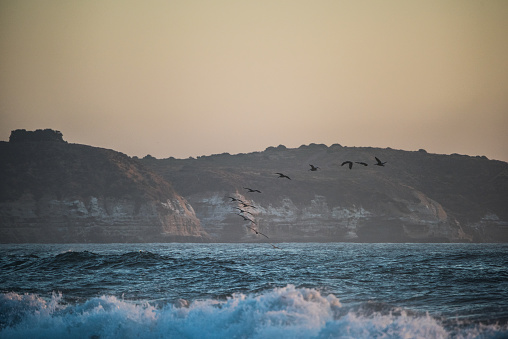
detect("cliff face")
[141,144,508,242]
[2,130,506,243]
[0,133,208,243]
[182,189,467,243]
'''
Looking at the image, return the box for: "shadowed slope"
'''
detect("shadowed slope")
[0,131,208,243]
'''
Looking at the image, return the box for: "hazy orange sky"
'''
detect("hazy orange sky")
[1,0,507,161]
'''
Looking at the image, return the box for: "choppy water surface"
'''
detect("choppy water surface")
[1,243,507,338]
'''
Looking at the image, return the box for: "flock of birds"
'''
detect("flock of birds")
[226,156,387,249]
[341,157,387,170]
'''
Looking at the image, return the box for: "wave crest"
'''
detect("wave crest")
[1,286,506,339]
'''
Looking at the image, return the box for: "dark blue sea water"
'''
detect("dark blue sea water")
[1,243,507,338]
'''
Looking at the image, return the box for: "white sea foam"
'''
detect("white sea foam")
[0,285,506,339]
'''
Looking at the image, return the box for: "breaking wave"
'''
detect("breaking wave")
[1,285,505,339]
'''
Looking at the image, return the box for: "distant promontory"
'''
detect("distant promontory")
[1,129,507,243]
[0,129,208,243]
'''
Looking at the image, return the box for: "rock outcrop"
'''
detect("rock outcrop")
[0,130,208,243]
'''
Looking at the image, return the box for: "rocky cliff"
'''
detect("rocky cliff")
[141,144,508,242]
[0,130,208,243]
[2,130,506,243]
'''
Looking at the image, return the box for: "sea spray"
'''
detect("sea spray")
[2,286,508,338]
[168,285,342,338]
[0,286,476,339]
[1,293,159,339]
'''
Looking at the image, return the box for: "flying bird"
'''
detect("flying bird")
[245,225,269,238]
[269,243,281,249]
[241,202,257,209]
[341,161,353,170]
[235,207,253,216]
[355,162,368,166]
[244,187,261,193]
[309,164,320,171]
[228,196,242,202]
[374,157,387,167]
[275,172,291,180]
[236,213,256,224]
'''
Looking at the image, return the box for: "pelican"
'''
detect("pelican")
[355,162,368,166]
[235,207,253,216]
[245,225,269,238]
[374,157,387,166]
[236,213,256,224]
[244,187,261,193]
[341,161,353,170]
[241,202,257,209]
[309,164,320,171]
[275,172,291,180]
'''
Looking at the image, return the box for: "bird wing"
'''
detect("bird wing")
[246,225,257,231]
[246,226,267,237]
[237,213,249,220]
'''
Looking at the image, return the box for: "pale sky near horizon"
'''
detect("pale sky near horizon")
[1,0,507,161]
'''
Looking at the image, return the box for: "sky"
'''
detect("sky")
[1,0,507,161]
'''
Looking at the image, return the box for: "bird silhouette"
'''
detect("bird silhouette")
[244,187,261,193]
[228,196,243,203]
[269,243,281,249]
[236,213,256,224]
[309,164,320,171]
[235,207,253,216]
[245,225,269,238]
[374,157,387,166]
[341,161,353,169]
[241,202,257,209]
[275,172,291,180]
[355,162,368,166]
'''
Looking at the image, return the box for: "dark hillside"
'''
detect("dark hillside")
[2,128,505,243]
[0,130,208,243]
[142,144,508,242]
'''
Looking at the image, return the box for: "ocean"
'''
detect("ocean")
[1,243,507,339]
